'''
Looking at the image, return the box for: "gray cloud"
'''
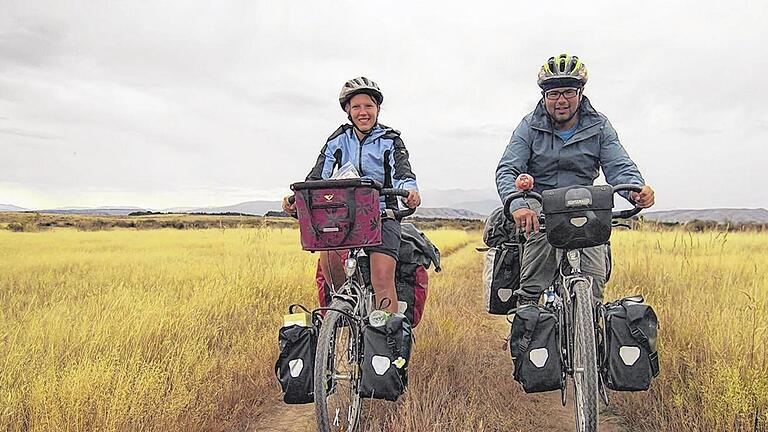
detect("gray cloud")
[1,0,766,210]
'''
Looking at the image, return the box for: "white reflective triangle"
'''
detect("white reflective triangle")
[289,359,304,378]
[372,355,391,375]
[398,301,408,314]
[619,346,641,366]
[529,348,549,368]
[570,217,588,227]
[497,288,513,302]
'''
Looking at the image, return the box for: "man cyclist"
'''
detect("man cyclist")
[496,54,655,303]
[283,77,421,314]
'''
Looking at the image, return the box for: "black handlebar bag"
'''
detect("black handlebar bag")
[541,185,614,249]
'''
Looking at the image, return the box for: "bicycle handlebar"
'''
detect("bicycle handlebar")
[611,184,643,219]
[287,187,417,219]
[502,184,645,223]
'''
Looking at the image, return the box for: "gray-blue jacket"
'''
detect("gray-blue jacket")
[306,123,418,210]
[496,96,644,213]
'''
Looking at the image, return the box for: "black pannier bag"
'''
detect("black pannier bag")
[541,185,614,249]
[359,313,409,401]
[483,243,523,315]
[600,296,660,391]
[274,307,317,404]
[509,305,563,393]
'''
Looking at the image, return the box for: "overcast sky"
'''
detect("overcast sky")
[1,0,766,210]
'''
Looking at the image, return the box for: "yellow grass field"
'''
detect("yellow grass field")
[1,226,766,431]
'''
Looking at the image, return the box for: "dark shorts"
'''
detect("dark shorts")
[365,218,401,260]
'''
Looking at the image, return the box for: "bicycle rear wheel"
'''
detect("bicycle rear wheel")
[315,300,363,432]
[572,281,599,432]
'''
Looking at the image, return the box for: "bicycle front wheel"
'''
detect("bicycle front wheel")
[315,300,363,432]
[572,281,599,432]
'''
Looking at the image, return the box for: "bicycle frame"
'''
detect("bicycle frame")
[547,249,596,404]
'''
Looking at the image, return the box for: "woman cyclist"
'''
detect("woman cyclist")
[282,77,421,314]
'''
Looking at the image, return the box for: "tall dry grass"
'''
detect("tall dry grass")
[360,230,768,432]
[0,227,472,431]
[606,230,768,431]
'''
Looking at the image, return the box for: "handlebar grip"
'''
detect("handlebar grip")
[287,195,295,204]
[380,188,410,198]
[611,184,644,219]
[381,188,416,220]
[392,208,417,219]
[503,190,543,222]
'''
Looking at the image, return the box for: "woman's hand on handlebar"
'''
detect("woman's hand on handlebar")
[282,195,296,214]
[512,208,540,236]
[629,185,655,208]
[403,190,421,209]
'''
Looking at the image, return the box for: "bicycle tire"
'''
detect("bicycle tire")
[315,300,363,432]
[572,281,599,432]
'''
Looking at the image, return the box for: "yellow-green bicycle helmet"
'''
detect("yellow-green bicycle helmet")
[537,54,589,91]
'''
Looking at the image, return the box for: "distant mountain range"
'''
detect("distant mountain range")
[641,208,768,225]
[2,191,767,223]
[0,204,29,212]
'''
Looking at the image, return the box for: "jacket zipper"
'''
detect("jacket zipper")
[358,133,370,176]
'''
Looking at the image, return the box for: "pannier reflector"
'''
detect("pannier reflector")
[529,348,549,368]
[570,217,588,227]
[619,346,641,366]
[372,356,391,375]
[497,288,513,302]
[289,359,304,377]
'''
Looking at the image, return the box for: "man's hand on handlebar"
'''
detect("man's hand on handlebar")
[282,195,296,214]
[629,185,655,208]
[512,207,540,236]
[403,190,421,209]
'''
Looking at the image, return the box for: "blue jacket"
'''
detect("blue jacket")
[496,96,645,213]
[306,123,419,210]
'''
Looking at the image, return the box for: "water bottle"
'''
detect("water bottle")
[544,287,556,305]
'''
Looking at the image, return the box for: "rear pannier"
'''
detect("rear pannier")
[483,243,523,315]
[509,305,563,393]
[541,185,614,249]
[274,305,317,404]
[291,178,382,251]
[600,296,660,391]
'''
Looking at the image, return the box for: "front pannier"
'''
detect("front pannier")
[274,306,317,404]
[291,178,382,251]
[483,243,523,315]
[541,185,614,249]
[509,305,563,393]
[359,313,409,401]
[601,296,660,391]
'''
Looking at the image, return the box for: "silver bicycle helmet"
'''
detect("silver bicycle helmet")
[338,77,384,110]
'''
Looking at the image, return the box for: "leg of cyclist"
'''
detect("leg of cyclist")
[370,253,399,313]
[578,245,607,303]
[366,218,402,314]
[318,251,346,290]
[515,200,558,304]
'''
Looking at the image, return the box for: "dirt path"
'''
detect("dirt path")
[249,242,630,432]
